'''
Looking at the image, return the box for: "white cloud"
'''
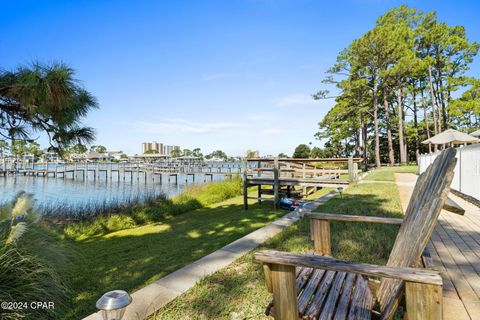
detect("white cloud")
[273,93,317,107]
[130,118,243,134]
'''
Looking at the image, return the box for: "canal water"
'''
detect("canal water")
[0,167,241,216]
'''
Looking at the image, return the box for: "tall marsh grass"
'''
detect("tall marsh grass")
[40,192,165,220]
[0,193,67,320]
[0,246,67,320]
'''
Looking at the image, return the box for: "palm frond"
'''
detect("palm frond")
[1,61,97,147]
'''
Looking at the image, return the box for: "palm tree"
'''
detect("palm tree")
[0,62,98,154]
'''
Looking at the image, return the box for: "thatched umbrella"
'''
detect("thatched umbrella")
[470,129,480,137]
[422,128,479,145]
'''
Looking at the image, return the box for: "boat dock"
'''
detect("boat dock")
[243,157,362,209]
[0,163,244,184]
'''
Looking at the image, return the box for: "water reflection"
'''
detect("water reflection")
[0,172,226,215]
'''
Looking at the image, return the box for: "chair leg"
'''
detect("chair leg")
[311,219,331,256]
[271,264,298,320]
[405,282,442,320]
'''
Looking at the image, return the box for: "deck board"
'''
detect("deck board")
[395,173,480,320]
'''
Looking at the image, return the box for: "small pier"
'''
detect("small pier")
[0,162,246,184]
[243,157,362,209]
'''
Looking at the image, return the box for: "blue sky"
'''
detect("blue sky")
[1,0,479,156]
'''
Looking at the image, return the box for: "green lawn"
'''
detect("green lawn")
[154,182,403,319]
[62,176,245,238]
[364,165,418,181]
[22,193,291,319]
[304,187,334,200]
[16,182,378,319]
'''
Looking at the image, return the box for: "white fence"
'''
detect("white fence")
[419,143,480,201]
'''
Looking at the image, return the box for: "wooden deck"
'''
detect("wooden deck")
[243,157,360,210]
[395,173,480,319]
[246,176,350,188]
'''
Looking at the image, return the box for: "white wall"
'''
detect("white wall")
[419,144,480,200]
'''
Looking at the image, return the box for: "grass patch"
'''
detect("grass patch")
[153,222,313,320]
[60,177,243,239]
[154,182,403,319]
[318,183,402,263]
[24,193,287,319]
[304,187,334,201]
[364,166,418,181]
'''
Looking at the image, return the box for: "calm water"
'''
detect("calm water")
[0,172,227,214]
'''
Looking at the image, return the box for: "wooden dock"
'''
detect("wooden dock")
[396,173,480,319]
[243,157,361,209]
[0,163,246,184]
[1,160,359,189]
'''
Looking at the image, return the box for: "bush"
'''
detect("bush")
[0,193,67,320]
[0,246,67,320]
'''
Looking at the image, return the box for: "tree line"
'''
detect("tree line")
[165,147,239,161]
[314,5,479,167]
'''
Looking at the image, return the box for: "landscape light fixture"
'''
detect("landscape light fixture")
[337,187,344,198]
[96,290,132,320]
[295,204,305,218]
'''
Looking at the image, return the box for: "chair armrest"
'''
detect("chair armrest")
[444,197,465,215]
[305,212,403,225]
[254,250,442,286]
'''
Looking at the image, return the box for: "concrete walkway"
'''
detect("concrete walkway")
[83,191,338,320]
[395,173,480,320]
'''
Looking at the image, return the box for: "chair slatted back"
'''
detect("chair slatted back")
[376,148,457,320]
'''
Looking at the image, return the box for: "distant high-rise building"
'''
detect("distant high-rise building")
[142,142,179,155]
[142,141,163,154]
[163,145,172,155]
[141,142,148,154]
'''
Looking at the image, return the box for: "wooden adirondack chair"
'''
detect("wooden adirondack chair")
[255,148,457,320]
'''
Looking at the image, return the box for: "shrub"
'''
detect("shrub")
[0,193,66,320]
